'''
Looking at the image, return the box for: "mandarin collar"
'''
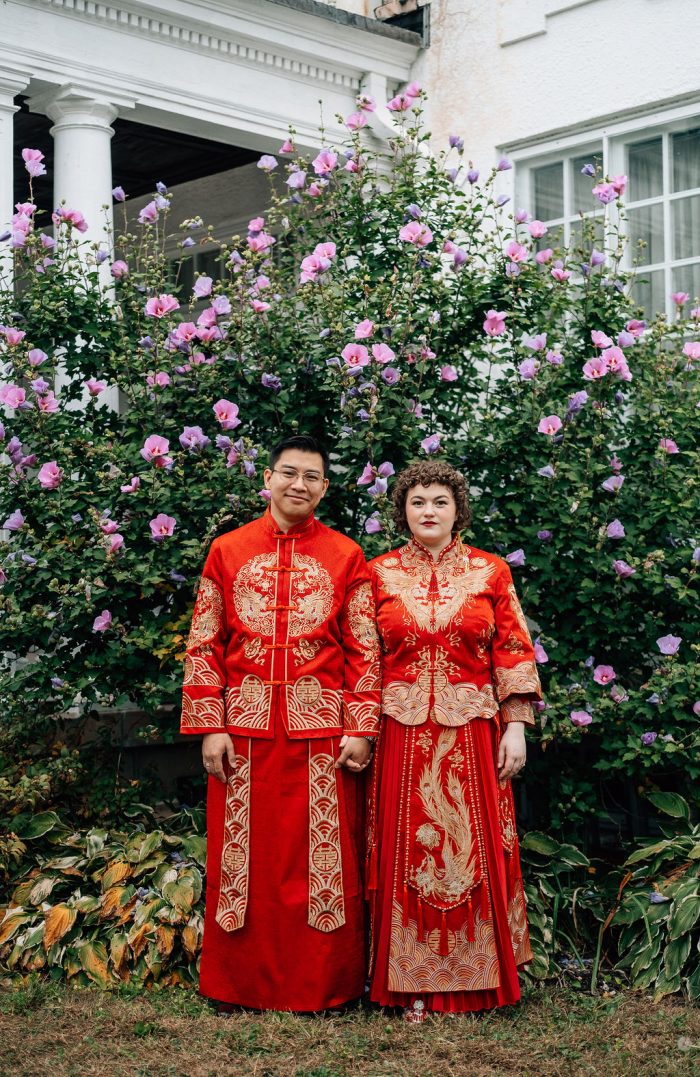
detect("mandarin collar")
[408,532,463,565]
[263,506,317,538]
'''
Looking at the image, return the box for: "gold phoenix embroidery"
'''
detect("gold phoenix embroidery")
[411,729,479,905]
[383,647,498,726]
[377,545,495,633]
[494,660,541,702]
[507,583,531,638]
[388,900,499,993]
[187,577,223,650]
[181,693,225,729]
[216,747,251,932]
[308,750,345,933]
[233,552,334,637]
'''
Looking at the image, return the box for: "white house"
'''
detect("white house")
[3,0,700,317]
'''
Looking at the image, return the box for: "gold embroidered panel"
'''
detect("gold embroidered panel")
[225,676,271,731]
[180,693,225,729]
[215,746,251,933]
[376,546,495,633]
[347,582,381,662]
[509,886,533,966]
[290,553,334,636]
[287,677,343,732]
[507,583,531,638]
[383,678,498,727]
[233,552,334,637]
[493,660,541,702]
[308,750,345,933]
[410,729,480,904]
[187,577,223,650]
[500,697,535,725]
[232,553,278,636]
[388,900,500,993]
[183,654,223,687]
[343,695,380,734]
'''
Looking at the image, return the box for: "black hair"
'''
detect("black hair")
[269,434,329,475]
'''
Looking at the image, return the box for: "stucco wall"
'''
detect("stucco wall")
[412,0,700,171]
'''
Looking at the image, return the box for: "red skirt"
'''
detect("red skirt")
[368,716,531,1013]
[200,731,366,1011]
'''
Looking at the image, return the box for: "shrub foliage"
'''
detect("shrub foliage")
[0,90,698,991]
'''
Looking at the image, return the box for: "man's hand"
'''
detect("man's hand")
[335,735,372,772]
[498,722,526,784]
[202,732,236,783]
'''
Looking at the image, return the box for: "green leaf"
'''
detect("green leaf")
[520,832,560,856]
[624,839,673,866]
[646,792,690,821]
[669,894,700,940]
[664,935,692,978]
[654,967,681,1000]
[13,811,62,839]
[555,844,590,868]
[684,962,700,1001]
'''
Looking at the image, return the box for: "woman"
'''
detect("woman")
[367,461,541,1020]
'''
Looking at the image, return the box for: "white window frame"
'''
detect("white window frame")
[508,100,700,319]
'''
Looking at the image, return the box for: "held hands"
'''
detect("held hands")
[498,722,526,784]
[202,732,236,783]
[335,734,372,772]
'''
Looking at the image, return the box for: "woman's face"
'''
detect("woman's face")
[404,483,457,552]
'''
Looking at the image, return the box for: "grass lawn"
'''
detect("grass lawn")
[0,982,698,1077]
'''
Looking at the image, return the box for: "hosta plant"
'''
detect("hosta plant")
[612,793,700,1000]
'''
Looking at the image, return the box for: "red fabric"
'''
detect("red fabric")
[368,717,526,1013]
[367,537,539,1014]
[200,731,366,1011]
[181,509,380,739]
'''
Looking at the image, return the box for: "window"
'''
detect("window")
[513,119,700,320]
[626,127,700,317]
[527,148,604,252]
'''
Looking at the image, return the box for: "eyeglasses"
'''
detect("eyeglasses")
[271,467,325,487]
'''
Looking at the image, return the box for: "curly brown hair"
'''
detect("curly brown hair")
[392,461,472,534]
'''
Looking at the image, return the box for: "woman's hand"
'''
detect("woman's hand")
[335,735,372,772]
[202,732,236,783]
[498,722,526,784]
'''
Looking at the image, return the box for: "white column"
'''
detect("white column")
[0,72,30,285]
[41,85,118,254]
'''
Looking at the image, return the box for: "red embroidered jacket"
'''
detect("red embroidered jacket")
[181,510,381,740]
[370,537,541,728]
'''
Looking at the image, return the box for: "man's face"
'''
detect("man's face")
[263,449,329,524]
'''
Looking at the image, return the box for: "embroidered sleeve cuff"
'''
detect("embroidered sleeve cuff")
[500,697,536,726]
[342,695,380,737]
[493,660,541,703]
[180,690,226,734]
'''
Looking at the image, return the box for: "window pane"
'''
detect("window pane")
[198,247,222,281]
[673,129,700,192]
[533,163,564,221]
[672,262,700,304]
[572,151,603,212]
[672,194,700,260]
[627,138,663,201]
[628,204,665,266]
[630,268,665,320]
[535,224,564,252]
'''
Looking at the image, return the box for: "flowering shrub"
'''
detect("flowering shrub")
[0,92,697,841]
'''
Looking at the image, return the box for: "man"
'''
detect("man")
[181,434,380,1011]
